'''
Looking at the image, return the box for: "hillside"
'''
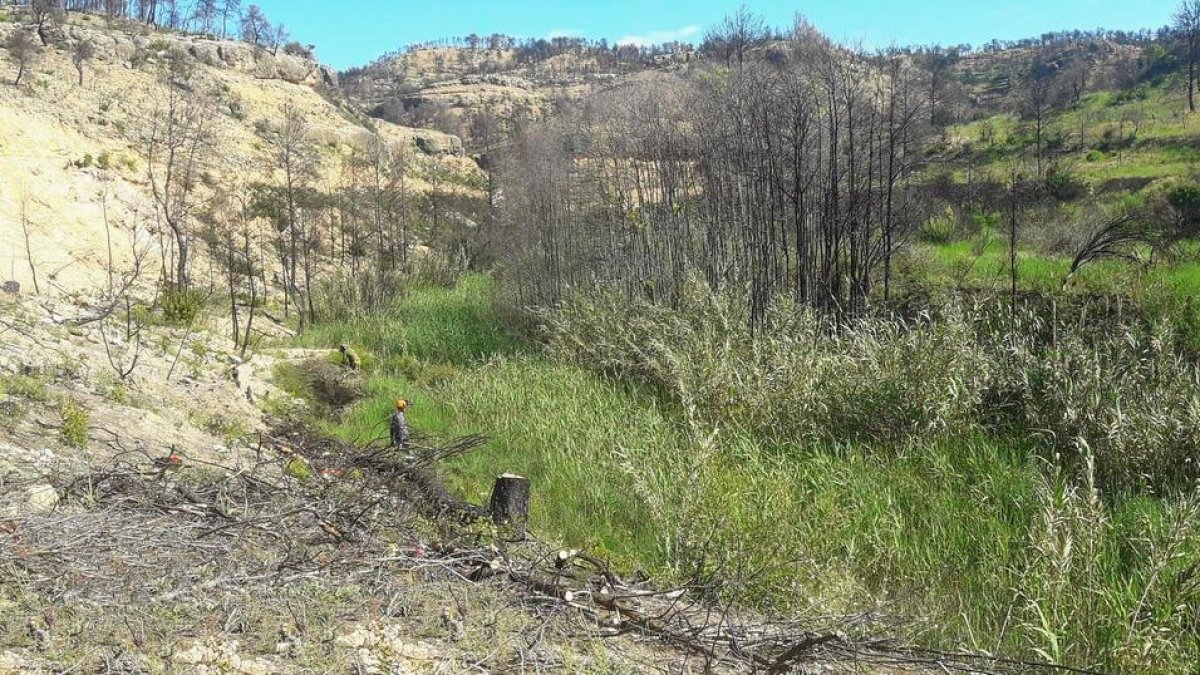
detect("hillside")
[341,40,693,151]
[6,5,1200,674]
[0,12,886,675]
[0,11,479,297]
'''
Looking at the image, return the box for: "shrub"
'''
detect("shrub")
[311,271,406,323]
[408,252,466,289]
[544,283,1200,491]
[283,457,314,481]
[300,358,365,409]
[1044,163,1087,200]
[1,373,51,402]
[159,288,207,326]
[918,208,958,244]
[1112,85,1150,105]
[1085,149,1106,162]
[59,397,89,449]
[544,282,989,446]
[282,42,314,59]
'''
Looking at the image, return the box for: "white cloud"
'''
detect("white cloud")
[616,25,701,47]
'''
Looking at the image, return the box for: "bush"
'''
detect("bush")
[59,397,89,449]
[300,358,365,409]
[159,288,207,326]
[1044,164,1087,200]
[311,271,407,323]
[918,208,958,244]
[282,42,314,59]
[1,373,51,402]
[1085,149,1106,162]
[544,283,1200,491]
[544,282,989,446]
[407,252,467,289]
[1112,85,1150,105]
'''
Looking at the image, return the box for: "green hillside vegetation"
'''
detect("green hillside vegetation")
[275,275,1200,672]
[278,17,1200,673]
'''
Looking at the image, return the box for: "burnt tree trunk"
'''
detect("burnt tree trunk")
[488,473,531,533]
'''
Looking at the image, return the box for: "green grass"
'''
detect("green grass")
[929,239,1073,292]
[925,236,1200,352]
[945,79,1200,185]
[293,275,524,366]
[276,274,1200,671]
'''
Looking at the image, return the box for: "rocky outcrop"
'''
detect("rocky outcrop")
[413,131,464,156]
[0,23,339,88]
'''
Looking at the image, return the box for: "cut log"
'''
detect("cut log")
[488,473,531,533]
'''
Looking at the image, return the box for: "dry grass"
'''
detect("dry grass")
[0,426,715,672]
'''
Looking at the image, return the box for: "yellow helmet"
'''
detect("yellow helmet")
[395,398,409,411]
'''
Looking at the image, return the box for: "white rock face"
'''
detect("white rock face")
[0,23,337,87]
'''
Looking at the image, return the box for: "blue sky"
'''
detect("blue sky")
[248,1,1180,70]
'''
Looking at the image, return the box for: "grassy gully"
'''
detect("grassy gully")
[284,273,1199,673]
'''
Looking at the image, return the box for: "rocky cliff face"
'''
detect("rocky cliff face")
[4,20,340,88]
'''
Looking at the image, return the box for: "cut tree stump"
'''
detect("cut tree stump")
[488,473,531,534]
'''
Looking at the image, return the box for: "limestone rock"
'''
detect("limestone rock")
[189,41,223,66]
[272,53,315,84]
[23,484,59,514]
[414,132,463,157]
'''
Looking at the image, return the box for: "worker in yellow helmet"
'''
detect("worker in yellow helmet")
[390,398,411,450]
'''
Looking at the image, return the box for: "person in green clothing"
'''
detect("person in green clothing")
[338,343,360,370]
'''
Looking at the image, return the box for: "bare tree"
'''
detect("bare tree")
[362,134,410,271]
[495,24,931,322]
[135,0,159,25]
[702,6,768,67]
[1176,0,1200,112]
[96,213,152,382]
[18,189,41,295]
[142,66,216,290]
[257,102,320,326]
[916,48,960,125]
[5,30,41,86]
[31,0,63,46]
[207,189,260,357]
[239,4,269,46]
[162,0,181,29]
[104,0,130,21]
[220,0,241,38]
[1020,64,1060,180]
[1064,209,1153,287]
[191,0,218,34]
[266,22,289,55]
[73,39,96,86]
